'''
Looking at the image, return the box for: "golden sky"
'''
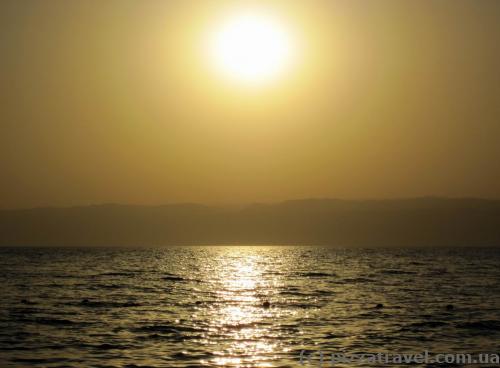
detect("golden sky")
[1,0,499,208]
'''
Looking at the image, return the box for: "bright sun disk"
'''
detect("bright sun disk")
[208,11,294,85]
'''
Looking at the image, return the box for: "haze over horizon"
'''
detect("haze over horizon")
[1,0,500,209]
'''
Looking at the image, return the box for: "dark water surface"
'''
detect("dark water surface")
[0,246,499,367]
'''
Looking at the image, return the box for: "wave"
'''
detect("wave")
[457,320,500,332]
[79,299,141,308]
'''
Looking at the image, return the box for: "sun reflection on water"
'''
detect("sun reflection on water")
[205,248,281,366]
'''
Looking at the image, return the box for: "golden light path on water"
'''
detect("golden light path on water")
[201,251,289,367]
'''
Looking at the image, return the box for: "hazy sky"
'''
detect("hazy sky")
[1,0,499,208]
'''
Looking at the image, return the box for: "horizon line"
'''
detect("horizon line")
[2,195,500,211]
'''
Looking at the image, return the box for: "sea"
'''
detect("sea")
[0,246,499,367]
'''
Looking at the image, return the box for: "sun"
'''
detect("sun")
[208,11,295,85]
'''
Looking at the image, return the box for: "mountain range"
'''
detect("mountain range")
[1,198,499,246]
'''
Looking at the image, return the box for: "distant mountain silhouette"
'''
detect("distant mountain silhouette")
[1,198,500,246]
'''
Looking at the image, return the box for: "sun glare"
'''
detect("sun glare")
[208,11,295,85]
